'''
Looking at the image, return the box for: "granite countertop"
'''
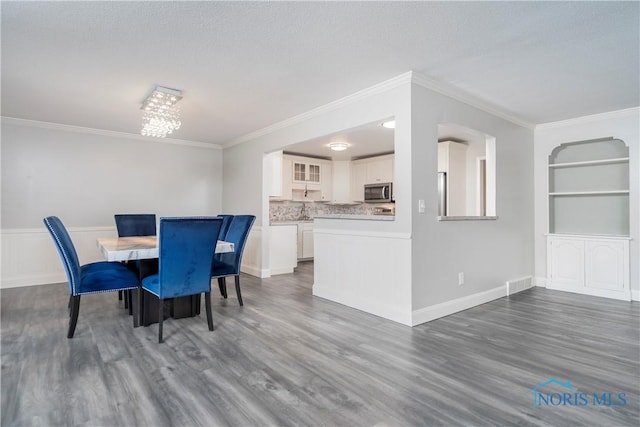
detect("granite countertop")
[314,214,395,221]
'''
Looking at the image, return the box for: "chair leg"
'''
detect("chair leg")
[124,290,129,309]
[204,292,214,331]
[158,299,164,343]
[218,277,227,299]
[67,295,81,338]
[235,275,243,306]
[68,295,72,315]
[131,288,139,328]
[118,290,123,301]
[137,284,144,328]
[126,290,135,315]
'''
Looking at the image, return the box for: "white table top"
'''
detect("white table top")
[96,236,234,262]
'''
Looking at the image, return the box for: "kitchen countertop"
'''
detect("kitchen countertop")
[270,220,314,225]
[314,214,395,221]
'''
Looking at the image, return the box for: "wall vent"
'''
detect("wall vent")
[506,276,534,296]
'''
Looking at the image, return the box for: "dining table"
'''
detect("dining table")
[97,236,234,327]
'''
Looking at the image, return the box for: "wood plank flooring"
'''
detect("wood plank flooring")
[2,261,639,426]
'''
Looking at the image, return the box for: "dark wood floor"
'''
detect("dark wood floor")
[2,261,639,426]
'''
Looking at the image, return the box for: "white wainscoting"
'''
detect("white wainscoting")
[312,228,412,326]
[240,226,266,278]
[1,227,118,289]
[2,225,266,289]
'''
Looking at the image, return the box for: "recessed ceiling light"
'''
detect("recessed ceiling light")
[381,120,395,129]
[329,142,349,151]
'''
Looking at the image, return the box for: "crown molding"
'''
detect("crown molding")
[410,72,535,129]
[224,71,414,148]
[535,107,640,130]
[1,116,221,150]
[223,70,535,149]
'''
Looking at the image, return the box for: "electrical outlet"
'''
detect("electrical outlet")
[458,272,464,285]
[418,199,425,214]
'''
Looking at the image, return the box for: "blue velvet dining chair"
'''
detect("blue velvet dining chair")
[218,214,234,241]
[211,215,255,306]
[215,214,234,298]
[141,217,223,343]
[114,214,157,309]
[114,214,156,237]
[43,216,139,338]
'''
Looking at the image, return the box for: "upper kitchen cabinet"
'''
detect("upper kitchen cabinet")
[364,154,394,183]
[286,154,332,201]
[350,154,394,201]
[331,161,357,204]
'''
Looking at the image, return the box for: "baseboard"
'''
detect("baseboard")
[629,289,639,301]
[411,285,507,326]
[312,283,412,326]
[534,276,547,287]
[269,267,295,276]
[546,282,631,301]
[240,264,269,278]
[1,273,66,289]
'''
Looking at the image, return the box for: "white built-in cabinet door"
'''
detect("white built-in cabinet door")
[585,240,626,291]
[547,237,584,288]
[547,235,630,300]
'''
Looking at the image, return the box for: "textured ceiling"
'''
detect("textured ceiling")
[2,2,638,146]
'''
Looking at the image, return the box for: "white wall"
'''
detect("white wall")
[411,83,535,318]
[222,72,534,326]
[1,118,223,288]
[533,108,639,299]
[223,73,414,277]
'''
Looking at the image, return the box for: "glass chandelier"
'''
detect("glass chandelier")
[140,86,182,138]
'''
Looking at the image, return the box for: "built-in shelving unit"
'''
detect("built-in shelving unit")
[548,138,629,237]
[546,137,630,301]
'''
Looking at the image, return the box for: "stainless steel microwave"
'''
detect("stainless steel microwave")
[364,182,393,203]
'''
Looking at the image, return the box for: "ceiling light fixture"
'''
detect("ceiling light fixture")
[140,86,182,138]
[329,142,349,151]
[381,120,395,129]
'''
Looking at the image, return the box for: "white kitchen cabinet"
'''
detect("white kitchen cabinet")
[297,222,314,260]
[350,154,394,202]
[365,155,394,183]
[331,161,353,204]
[547,235,630,300]
[284,154,332,201]
[320,163,332,201]
[350,162,367,202]
[269,224,298,275]
[292,158,322,185]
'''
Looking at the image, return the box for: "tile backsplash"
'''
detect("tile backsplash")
[270,200,395,223]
